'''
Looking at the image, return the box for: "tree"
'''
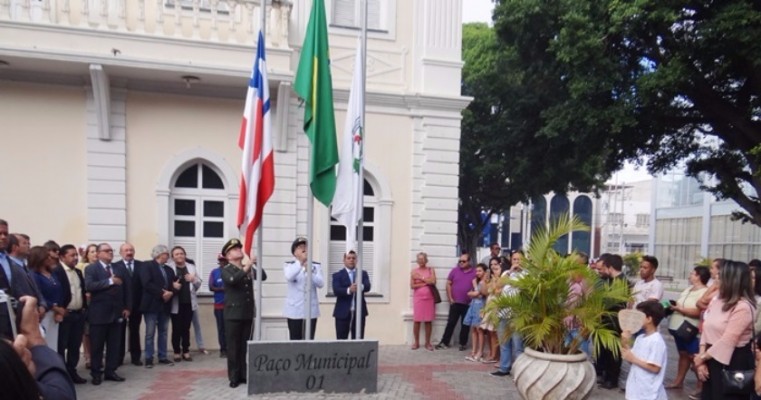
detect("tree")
[459,22,621,255]
[491,0,761,225]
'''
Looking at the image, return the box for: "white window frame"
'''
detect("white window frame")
[325,0,397,41]
[169,163,228,294]
[156,149,239,295]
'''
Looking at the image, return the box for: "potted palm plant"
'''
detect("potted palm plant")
[486,214,630,400]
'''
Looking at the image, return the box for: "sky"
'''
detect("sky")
[461,0,652,183]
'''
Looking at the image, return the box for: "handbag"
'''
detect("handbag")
[428,283,442,304]
[674,320,698,342]
[720,301,756,395]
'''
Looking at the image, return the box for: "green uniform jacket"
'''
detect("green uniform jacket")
[222,263,255,320]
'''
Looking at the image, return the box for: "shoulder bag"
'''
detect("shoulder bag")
[721,301,756,395]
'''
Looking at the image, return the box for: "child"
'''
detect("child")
[622,299,668,400]
[463,263,488,362]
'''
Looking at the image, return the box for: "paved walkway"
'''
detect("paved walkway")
[75,335,697,399]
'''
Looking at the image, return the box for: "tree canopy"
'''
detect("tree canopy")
[458,0,761,252]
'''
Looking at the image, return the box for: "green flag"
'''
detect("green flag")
[293,0,338,207]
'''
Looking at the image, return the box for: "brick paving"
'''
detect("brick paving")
[73,333,699,399]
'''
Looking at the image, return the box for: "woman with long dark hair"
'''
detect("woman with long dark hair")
[29,246,65,352]
[694,260,756,399]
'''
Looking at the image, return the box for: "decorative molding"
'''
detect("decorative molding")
[0,45,294,82]
[421,57,464,68]
[274,81,291,152]
[88,64,111,140]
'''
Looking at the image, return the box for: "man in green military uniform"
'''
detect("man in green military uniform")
[221,238,267,388]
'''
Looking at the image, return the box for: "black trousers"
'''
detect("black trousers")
[224,318,253,384]
[287,318,318,340]
[90,321,121,377]
[57,310,86,375]
[702,343,753,400]
[597,344,621,385]
[118,309,143,364]
[440,303,470,346]
[171,303,193,354]
[335,314,366,340]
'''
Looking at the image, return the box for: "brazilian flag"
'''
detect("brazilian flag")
[293,0,338,207]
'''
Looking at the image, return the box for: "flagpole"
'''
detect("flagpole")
[306,187,314,340]
[252,0,267,343]
[354,0,368,341]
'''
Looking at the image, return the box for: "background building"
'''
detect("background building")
[0,0,469,345]
[652,171,761,285]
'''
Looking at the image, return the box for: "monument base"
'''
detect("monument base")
[247,340,379,395]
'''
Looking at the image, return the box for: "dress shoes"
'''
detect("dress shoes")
[158,359,175,366]
[229,381,239,388]
[71,373,88,384]
[91,376,102,385]
[599,381,617,390]
[131,359,143,366]
[104,373,126,382]
[458,345,467,351]
[490,370,510,377]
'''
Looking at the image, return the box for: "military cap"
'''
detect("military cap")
[221,238,242,256]
[291,237,307,255]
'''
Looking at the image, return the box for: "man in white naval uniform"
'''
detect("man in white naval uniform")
[283,237,324,340]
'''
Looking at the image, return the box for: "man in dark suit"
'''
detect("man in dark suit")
[140,244,178,368]
[113,242,145,366]
[332,250,371,340]
[221,238,266,388]
[85,242,132,385]
[56,244,88,384]
[0,220,45,313]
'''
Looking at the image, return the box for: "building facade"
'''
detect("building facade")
[0,0,469,344]
[652,171,761,284]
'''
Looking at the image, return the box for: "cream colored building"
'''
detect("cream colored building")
[0,0,469,345]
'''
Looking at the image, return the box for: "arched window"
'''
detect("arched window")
[170,161,227,292]
[572,196,593,254]
[327,179,377,294]
[550,194,570,254]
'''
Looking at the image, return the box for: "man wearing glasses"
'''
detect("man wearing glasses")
[84,243,132,385]
[435,253,476,351]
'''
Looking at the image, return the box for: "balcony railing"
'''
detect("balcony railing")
[0,0,292,47]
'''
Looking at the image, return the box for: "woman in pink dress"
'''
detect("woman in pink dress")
[411,252,437,351]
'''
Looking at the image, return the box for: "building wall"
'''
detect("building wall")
[0,81,89,244]
[0,0,467,345]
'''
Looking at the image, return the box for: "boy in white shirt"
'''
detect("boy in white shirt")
[622,299,668,400]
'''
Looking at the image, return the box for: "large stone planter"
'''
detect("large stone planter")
[512,347,596,400]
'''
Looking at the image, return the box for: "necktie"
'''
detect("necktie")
[349,270,355,283]
[128,261,133,276]
[105,264,113,278]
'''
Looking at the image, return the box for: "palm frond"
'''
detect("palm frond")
[483,213,632,355]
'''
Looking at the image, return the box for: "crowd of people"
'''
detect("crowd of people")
[0,216,376,395]
[5,209,761,400]
[411,241,761,400]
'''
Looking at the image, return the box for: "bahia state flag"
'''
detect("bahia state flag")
[237,31,275,256]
